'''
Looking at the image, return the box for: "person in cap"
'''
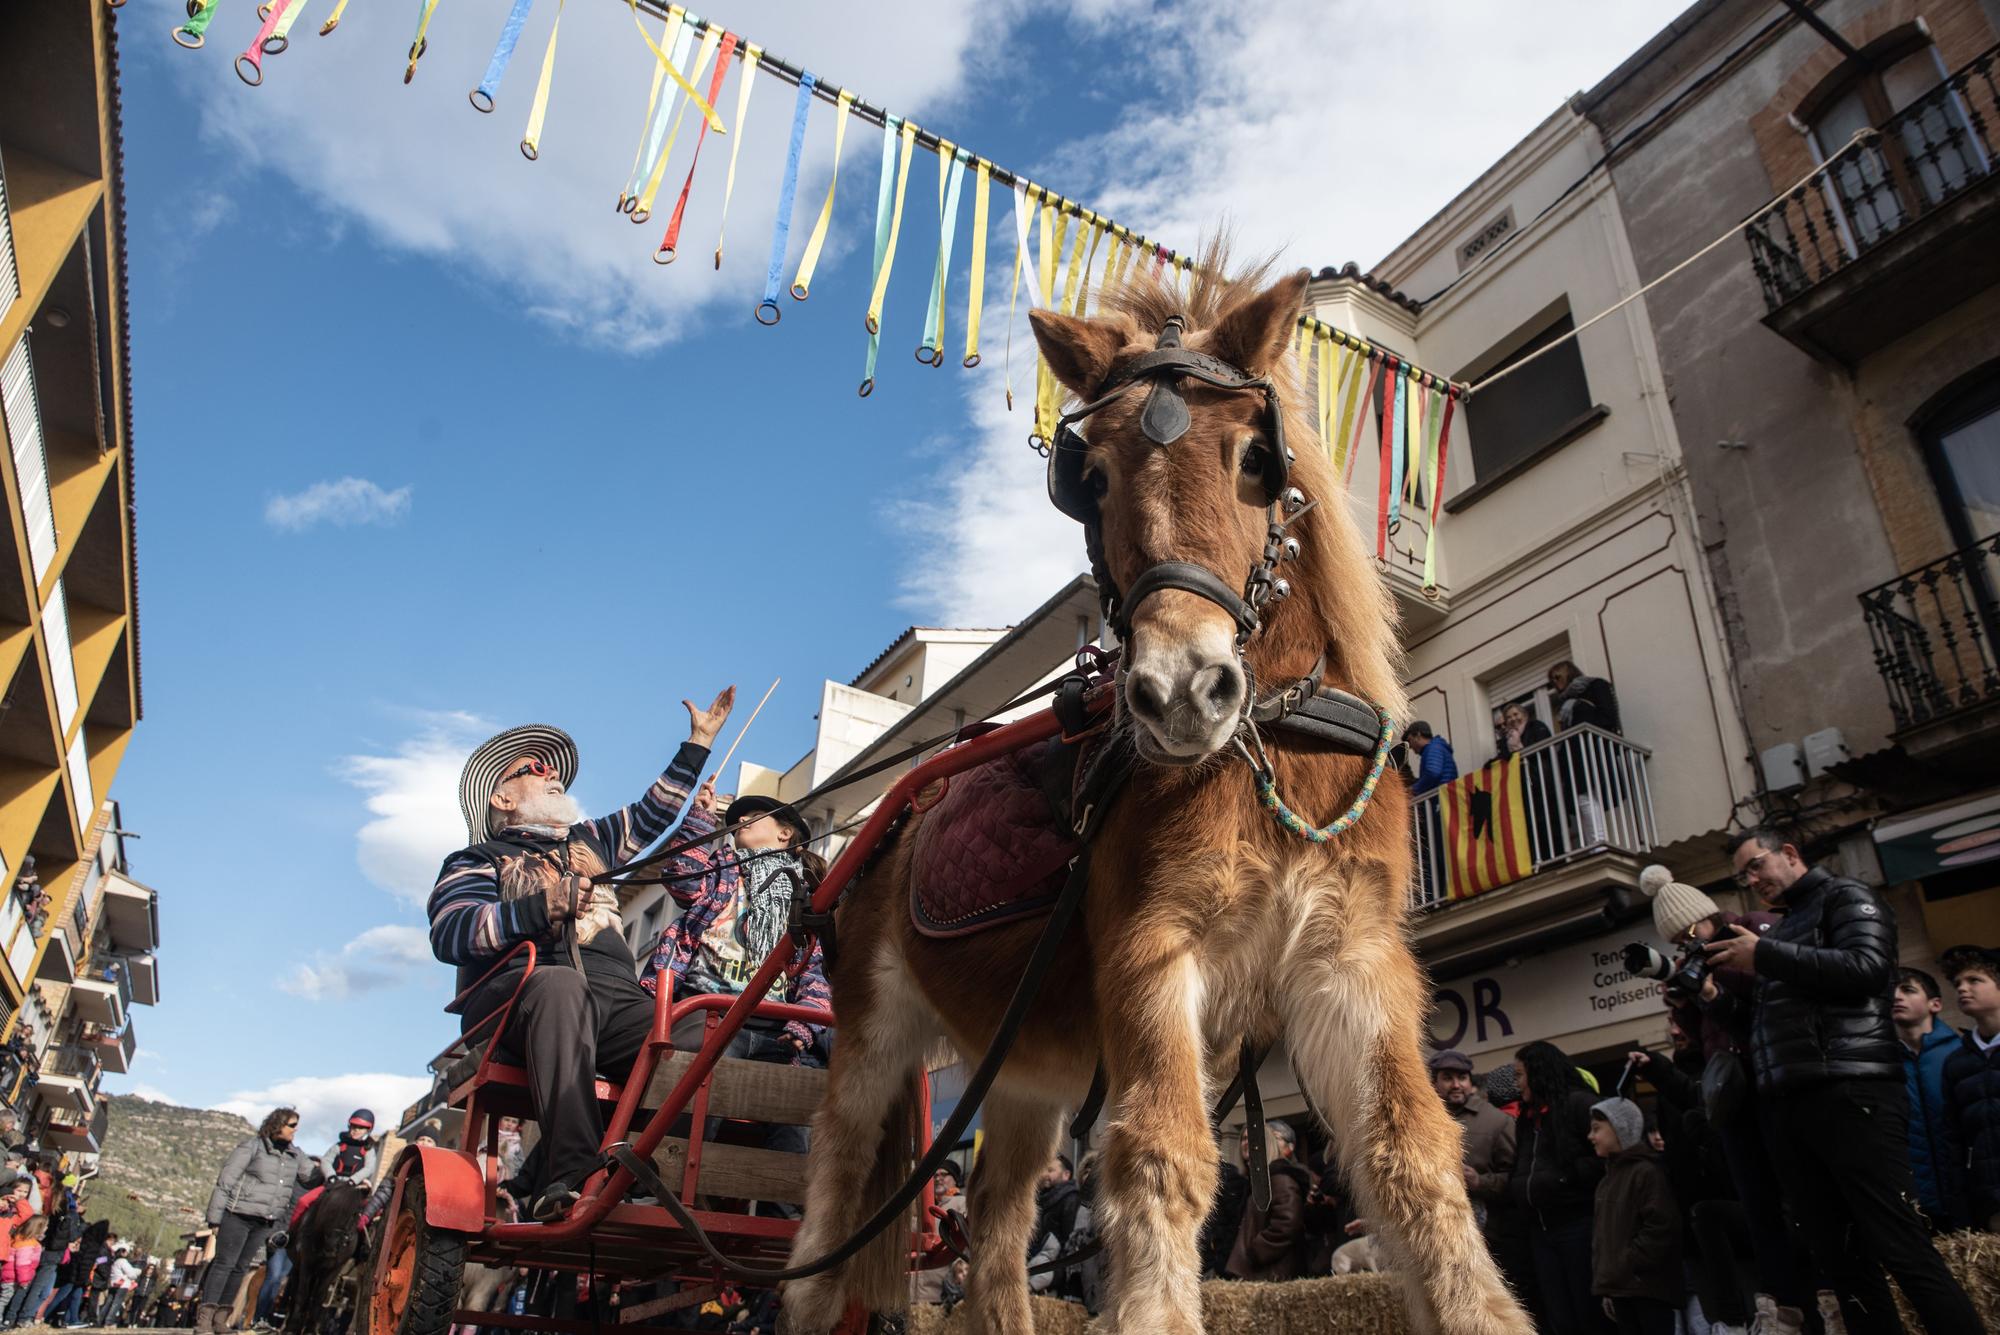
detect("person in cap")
[427,688,734,1221]
[641,780,831,1071]
[321,1109,378,1184]
[1428,1049,1515,1218]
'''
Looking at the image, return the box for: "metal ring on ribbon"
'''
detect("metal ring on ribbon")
[172,27,206,48]
[469,89,497,113]
[963,354,983,369]
[520,141,540,162]
[631,209,651,226]
[235,54,265,85]
[755,301,782,327]
[858,379,875,398]
[789,283,811,302]
[261,35,288,54]
[653,246,678,266]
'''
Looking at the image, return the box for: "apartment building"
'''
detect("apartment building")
[0,4,151,1155]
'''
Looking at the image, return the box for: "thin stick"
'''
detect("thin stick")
[710,678,779,785]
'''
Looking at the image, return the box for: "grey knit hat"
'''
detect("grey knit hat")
[457,725,578,845]
[1590,1097,1644,1152]
[1641,863,1719,944]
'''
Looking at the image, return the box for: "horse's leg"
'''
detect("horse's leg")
[1097,952,1213,1335]
[961,1087,1063,1335]
[1281,891,1532,1335]
[776,949,934,1335]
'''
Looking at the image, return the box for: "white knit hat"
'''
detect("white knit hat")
[457,725,578,845]
[1640,863,1719,943]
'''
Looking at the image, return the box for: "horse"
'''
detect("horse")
[776,251,1530,1335]
[283,1179,370,1335]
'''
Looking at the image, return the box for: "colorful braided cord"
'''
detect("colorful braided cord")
[1255,705,1398,844]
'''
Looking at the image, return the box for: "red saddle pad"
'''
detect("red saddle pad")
[909,738,1081,938]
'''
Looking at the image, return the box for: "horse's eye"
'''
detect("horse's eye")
[1240,444,1271,480]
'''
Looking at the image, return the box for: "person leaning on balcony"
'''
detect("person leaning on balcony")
[198,1107,314,1335]
[1405,721,1457,795]
[1548,661,1621,735]
[428,691,732,1225]
[1496,701,1552,759]
[1711,828,1983,1335]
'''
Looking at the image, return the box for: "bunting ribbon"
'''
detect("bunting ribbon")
[1424,393,1455,591]
[711,40,760,267]
[320,0,349,35]
[1003,183,1038,411]
[618,8,681,209]
[403,0,441,84]
[917,144,968,366]
[1387,361,1409,536]
[519,0,565,160]
[234,0,293,83]
[1031,198,1067,444]
[470,0,535,112]
[962,160,989,368]
[1330,344,1367,481]
[634,22,719,223]
[174,1,220,49]
[789,88,854,297]
[260,0,310,54]
[657,32,739,262]
[625,0,725,133]
[1374,357,1397,559]
[1072,214,1106,315]
[858,117,917,394]
[757,71,816,324]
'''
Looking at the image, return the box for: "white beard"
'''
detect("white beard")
[512,789,585,829]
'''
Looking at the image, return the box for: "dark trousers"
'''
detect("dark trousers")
[1764,1079,1982,1335]
[1607,1296,1675,1335]
[202,1211,277,1308]
[101,1288,129,1326]
[1717,1104,1818,1311]
[1528,1214,1605,1335]
[1688,1200,1756,1326]
[463,964,653,1193]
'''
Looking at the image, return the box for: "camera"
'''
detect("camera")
[1620,940,1710,1001]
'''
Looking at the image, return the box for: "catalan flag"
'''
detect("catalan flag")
[1440,757,1534,899]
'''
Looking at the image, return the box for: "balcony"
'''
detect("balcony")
[100,872,156,953]
[32,1043,97,1116]
[32,921,73,985]
[122,950,158,1006]
[42,1099,106,1155]
[86,1022,132,1074]
[1860,530,2000,770]
[1409,726,1658,962]
[1744,43,2000,366]
[67,963,127,1028]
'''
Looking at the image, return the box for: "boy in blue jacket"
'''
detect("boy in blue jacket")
[1893,967,1965,1230]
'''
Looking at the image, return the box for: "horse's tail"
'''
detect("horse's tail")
[846,1076,922,1313]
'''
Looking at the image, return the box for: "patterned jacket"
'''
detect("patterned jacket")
[641,803,830,1055]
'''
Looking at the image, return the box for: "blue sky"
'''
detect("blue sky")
[101,0,1676,1149]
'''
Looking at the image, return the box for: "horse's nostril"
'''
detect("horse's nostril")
[1127,672,1170,722]
[1206,668,1244,714]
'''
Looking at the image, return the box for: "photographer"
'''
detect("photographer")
[1624,864,1811,1330]
[1717,829,1980,1335]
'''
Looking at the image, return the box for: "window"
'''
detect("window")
[1919,369,2000,548]
[1460,310,1594,484]
[1481,647,1570,760]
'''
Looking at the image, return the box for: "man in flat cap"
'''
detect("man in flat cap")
[427,688,733,1220]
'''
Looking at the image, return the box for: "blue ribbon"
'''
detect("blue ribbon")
[758,72,816,323]
[917,149,968,365]
[1387,363,1408,531]
[471,0,535,111]
[859,115,900,390]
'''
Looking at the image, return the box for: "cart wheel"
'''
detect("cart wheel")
[364,1170,464,1335]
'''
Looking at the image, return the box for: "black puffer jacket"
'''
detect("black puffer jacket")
[1506,1089,1604,1227]
[1942,1032,2000,1227]
[1747,867,1900,1096]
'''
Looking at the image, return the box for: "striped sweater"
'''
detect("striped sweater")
[428,742,708,976]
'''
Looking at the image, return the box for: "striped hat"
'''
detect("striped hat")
[458,724,578,845]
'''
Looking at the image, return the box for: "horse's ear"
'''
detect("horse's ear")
[1209,268,1310,375]
[1029,309,1127,400]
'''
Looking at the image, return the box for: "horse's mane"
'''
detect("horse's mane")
[1097,240,1408,720]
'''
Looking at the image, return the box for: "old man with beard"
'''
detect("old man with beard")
[427,690,733,1221]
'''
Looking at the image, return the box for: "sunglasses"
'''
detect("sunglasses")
[500,758,559,784]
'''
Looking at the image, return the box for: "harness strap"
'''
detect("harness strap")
[1241,1040,1272,1212]
[1117,561,1258,639]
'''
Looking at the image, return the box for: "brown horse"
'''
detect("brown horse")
[778,254,1529,1335]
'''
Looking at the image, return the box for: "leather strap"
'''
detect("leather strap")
[1242,1040,1271,1212]
[1118,561,1257,638]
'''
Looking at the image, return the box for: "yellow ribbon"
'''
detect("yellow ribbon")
[1317,331,1333,451]
[403,0,441,82]
[519,0,565,160]
[1058,210,1086,316]
[712,41,760,268]
[319,0,349,34]
[963,160,990,367]
[1331,344,1368,479]
[1072,215,1106,316]
[1003,183,1039,411]
[626,0,724,132]
[789,89,853,300]
[618,7,679,209]
[1034,201,1068,443]
[634,23,720,221]
[863,119,917,335]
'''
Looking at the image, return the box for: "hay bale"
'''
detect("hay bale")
[905,1294,1089,1335]
[1898,1229,2000,1330]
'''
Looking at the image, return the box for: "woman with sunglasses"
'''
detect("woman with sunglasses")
[198,1107,314,1334]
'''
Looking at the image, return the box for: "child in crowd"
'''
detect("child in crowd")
[1587,1097,1682,1335]
[0,1214,44,1321]
[1941,944,2000,1233]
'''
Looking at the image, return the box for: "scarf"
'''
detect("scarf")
[728,844,807,967]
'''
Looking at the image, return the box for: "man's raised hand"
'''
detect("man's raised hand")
[694,777,718,816]
[684,686,737,749]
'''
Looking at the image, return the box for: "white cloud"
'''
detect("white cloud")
[213,1073,434,1155]
[118,1083,181,1105]
[264,477,413,531]
[166,1,1030,350]
[282,923,435,1001]
[337,711,491,903]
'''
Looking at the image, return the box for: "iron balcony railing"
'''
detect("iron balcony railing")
[1410,725,1657,912]
[1860,530,2000,731]
[1745,42,2000,311]
[40,1042,100,1086]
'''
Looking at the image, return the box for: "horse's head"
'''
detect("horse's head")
[1031,264,1331,765]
